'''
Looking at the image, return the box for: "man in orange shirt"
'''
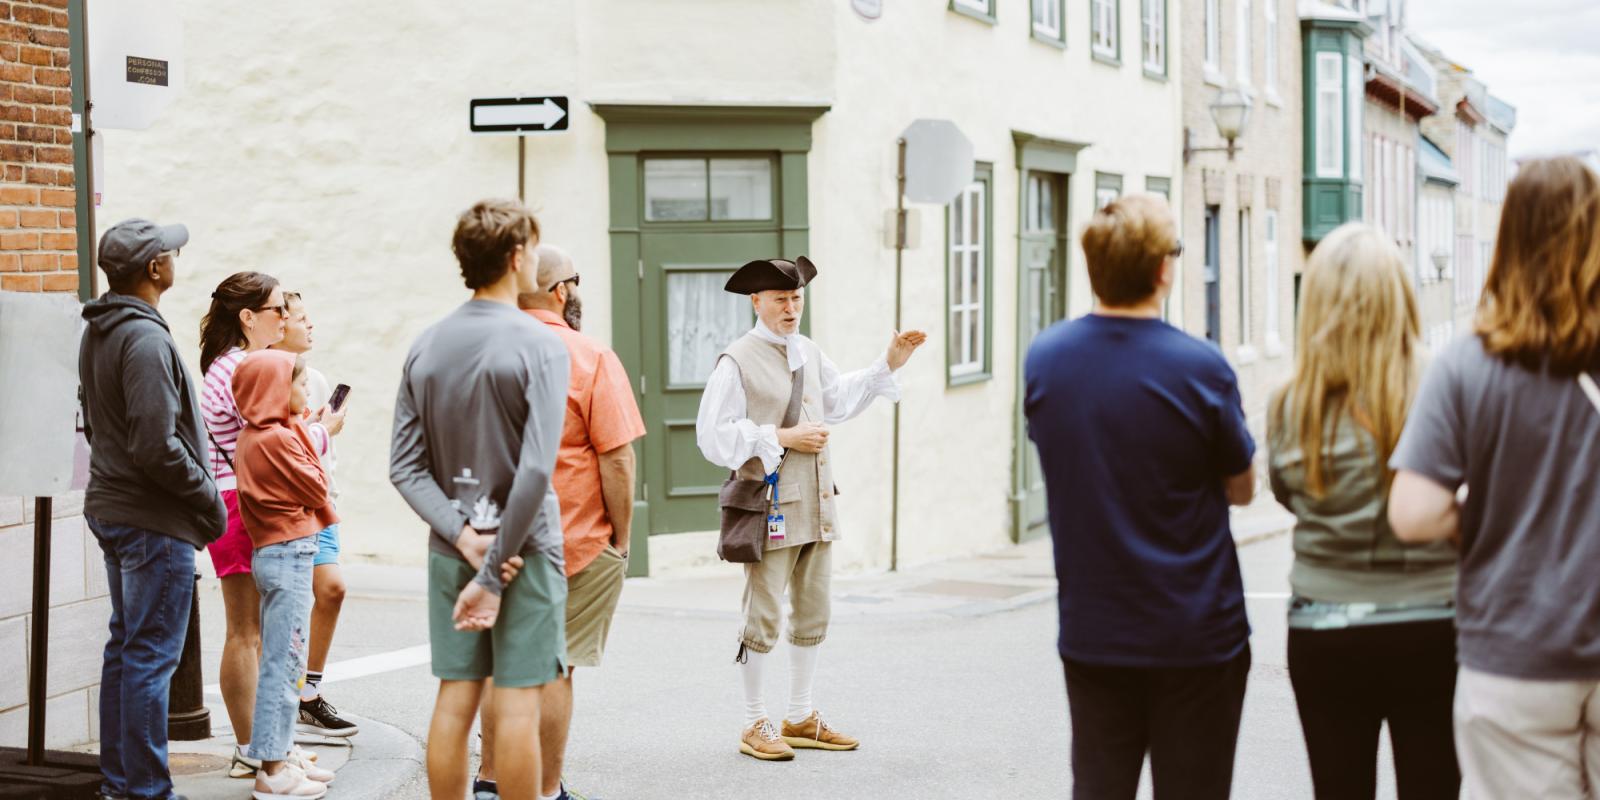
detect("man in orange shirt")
[478,243,645,800]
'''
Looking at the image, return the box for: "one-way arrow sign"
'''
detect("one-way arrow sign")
[470,96,570,135]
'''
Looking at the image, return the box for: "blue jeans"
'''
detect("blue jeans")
[247,536,318,762]
[86,515,196,800]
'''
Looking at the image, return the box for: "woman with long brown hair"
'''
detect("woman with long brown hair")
[1269,224,1459,799]
[199,271,335,778]
[1390,156,1600,797]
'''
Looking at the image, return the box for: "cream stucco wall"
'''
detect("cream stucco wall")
[96,0,1179,574]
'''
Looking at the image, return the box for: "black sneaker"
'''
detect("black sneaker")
[296,695,360,737]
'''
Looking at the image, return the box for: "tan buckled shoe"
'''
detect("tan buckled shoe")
[739,718,796,761]
[781,711,859,751]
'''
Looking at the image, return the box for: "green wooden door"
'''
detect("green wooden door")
[1014,171,1069,539]
[595,104,827,575]
[639,229,781,533]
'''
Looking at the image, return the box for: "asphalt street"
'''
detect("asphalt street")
[194,532,1404,799]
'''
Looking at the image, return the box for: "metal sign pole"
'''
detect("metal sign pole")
[890,138,907,572]
[517,136,526,203]
[26,498,52,766]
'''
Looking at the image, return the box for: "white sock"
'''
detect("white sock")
[539,792,560,800]
[741,649,769,727]
[786,643,820,724]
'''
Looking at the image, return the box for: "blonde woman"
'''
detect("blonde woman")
[1268,224,1459,799]
[1390,157,1600,798]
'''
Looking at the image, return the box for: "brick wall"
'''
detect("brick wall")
[0,0,78,295]
[0,0,102,750]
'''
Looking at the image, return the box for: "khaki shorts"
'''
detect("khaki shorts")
[427,551,567,688]
[740,541,832,654]
[565,545,627,668]
[1454,666,1600,799]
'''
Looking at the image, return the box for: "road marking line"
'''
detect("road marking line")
[204,644,430,696]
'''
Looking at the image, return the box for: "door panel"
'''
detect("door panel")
[641,231,780,534]
[1015,171,1069,539]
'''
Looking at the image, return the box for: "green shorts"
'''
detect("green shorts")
[427,551,567,688]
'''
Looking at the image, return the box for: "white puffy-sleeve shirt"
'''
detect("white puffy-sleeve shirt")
[695,329,902,475]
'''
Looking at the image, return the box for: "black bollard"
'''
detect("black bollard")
[167,573,210,741]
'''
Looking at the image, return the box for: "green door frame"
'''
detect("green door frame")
[591,103,829,576]
[1009,131,1088,543]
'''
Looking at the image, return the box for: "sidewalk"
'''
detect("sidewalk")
[65,712,420,800]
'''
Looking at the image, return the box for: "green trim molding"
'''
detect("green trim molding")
[944,161,995,388]
[949,0,997,25]
[1030,0,1067,48]
[1013,130,1089,176]
[1300,12,1370,243]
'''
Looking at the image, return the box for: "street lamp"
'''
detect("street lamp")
[1184,87,1253,163]
[1431,248,1450,280]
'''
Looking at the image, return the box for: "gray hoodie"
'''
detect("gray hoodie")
[79,292,227,548]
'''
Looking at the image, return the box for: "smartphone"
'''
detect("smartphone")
[329,383,351,412]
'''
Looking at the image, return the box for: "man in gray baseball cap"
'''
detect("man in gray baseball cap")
[96,218,189,292]
[79,217,224,800]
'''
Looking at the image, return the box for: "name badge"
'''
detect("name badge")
[764,471,785,541]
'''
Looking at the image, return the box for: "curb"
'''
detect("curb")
[324,713,425,800]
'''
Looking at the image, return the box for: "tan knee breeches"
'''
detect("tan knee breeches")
[739,541,832,653]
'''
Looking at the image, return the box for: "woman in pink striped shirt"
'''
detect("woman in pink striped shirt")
[199,271,335,777]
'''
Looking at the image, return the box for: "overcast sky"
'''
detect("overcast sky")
[1408,0,1600,159]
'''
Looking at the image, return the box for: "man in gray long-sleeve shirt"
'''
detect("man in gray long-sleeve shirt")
[389,199,570,800]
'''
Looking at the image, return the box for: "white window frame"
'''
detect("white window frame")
[1315,53,1344,179]
[1348,54,1364,179]
[1204,0,1222,79]
[1092,0,1119,60]
[1264,209,1282,355]
[1236,0,1253,91]
[1141,0,1165,75]
[948,178,988,380]
[1263,0,1279,102]
[1032,0,1063,41]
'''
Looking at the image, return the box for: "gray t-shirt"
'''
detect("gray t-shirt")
[1391,334,1600,680]
[390,300,571,594]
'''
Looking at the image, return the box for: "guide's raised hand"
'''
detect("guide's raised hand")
[887,330,929,372]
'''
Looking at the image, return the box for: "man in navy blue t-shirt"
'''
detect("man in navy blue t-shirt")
[1025,194,1256,800]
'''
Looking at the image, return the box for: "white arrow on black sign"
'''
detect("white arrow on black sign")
[469,96,570,135]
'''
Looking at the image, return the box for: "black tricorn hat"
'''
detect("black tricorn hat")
[724,256,818,295]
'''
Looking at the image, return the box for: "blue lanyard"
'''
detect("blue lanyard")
[764,471,780,507]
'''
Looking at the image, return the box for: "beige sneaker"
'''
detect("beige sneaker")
[739,718,796,761]
[782,711,859,751]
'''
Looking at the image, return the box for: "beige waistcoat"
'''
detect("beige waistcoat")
[721,333,839,551]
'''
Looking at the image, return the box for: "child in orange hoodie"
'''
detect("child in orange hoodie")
[232,350,338,800]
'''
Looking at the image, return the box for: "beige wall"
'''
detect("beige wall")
[97,0,1180,573]
[1181,0,1302,432]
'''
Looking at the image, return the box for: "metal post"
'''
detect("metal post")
[167,574,210,740]
[27,498,52,766]
[517,136,526,203]
[890,138,907,572]
[79,0,96,296]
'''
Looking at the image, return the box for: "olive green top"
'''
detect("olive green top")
[1269,401,1457,611]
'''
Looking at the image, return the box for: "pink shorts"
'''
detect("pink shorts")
[207,489,254,578]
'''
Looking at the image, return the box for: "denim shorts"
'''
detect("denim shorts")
[312,523,340,568]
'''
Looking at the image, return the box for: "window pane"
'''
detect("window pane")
[969,253,981,305]
[667,271,753,385]
[644,159,707,221]
[950,195,965,247]
[1348,56,1364,177]
[709,159,773,221]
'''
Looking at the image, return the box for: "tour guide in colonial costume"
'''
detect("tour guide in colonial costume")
[695,256,926,762]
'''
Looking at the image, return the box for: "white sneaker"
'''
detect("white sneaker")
[252,763,328,800]
[288,747,335,784]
